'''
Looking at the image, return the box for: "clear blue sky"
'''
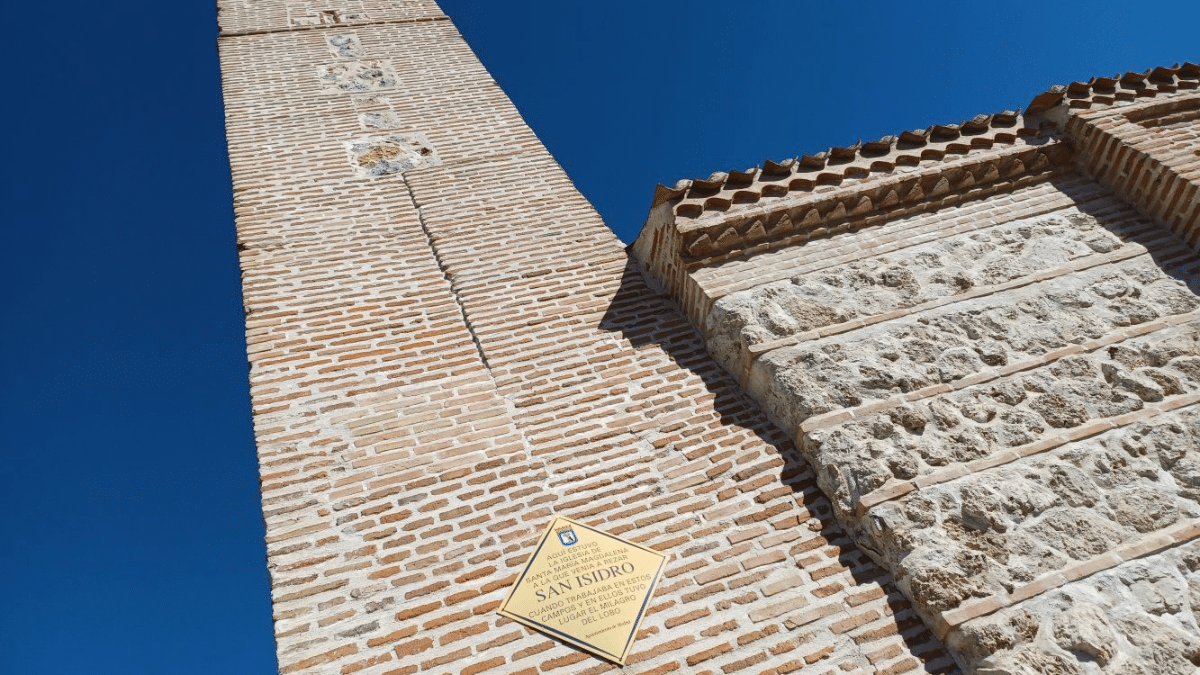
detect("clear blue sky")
[0,2,1195,673]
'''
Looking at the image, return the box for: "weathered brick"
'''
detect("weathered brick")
[461,656,506,675]
[279,644,359,675]
[687,642,734,667]
[365,626,416,648]
[392,637,433,658]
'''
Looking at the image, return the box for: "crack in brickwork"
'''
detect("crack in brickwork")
[402,174,491,370]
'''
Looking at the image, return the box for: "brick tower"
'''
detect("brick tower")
[217,2,1200,673]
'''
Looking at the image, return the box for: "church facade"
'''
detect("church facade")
[217,2,1200,672]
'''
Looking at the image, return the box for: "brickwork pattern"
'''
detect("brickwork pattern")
[1066,91,1200,247]
[218,3,950,674]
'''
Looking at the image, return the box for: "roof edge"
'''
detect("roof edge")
[1024,62,1200,115]
[656,109,1037,223]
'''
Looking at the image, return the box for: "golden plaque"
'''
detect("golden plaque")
[498,516,670,665]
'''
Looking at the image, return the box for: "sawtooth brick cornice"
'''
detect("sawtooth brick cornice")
[1025,62,1200,115]
[653,130,1073,269]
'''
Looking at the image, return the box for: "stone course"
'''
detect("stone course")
[691,181,1200,669]
[866,401,1200,612]
[709,207,1193,382]
[633,67,1200,674]
[950,539,1200,674]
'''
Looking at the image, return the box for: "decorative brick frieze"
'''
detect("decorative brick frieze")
[658,110,1034,219]
[665,139,1071,269]
[217,0,445,38]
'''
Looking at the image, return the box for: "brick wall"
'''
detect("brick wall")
[1067,92,1200,246]
[218,2,952,674]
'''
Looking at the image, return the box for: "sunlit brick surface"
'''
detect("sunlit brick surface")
[218,3,951,674]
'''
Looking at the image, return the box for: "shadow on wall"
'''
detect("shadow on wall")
[597,261,957,672]
[593,170,1200,673]
[1054,174,1200,291]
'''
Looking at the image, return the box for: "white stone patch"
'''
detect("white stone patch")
[288,7,369,27]
[317,59,398,94]
[344,133,439,177]
[357,111,402,130]
[325,33,364,59]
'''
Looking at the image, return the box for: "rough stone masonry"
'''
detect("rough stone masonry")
[217,2,1200,673]
[633,64,1200,673]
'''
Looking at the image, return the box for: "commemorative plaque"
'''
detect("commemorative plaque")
[498,516,670,665]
